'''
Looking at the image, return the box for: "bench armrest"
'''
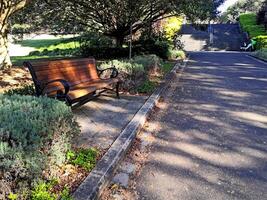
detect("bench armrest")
[98,67,119,79]
[40,79,70,96]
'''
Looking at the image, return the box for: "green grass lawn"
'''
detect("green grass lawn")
[11,55,75,66]
[11,37,80,66]
[19,38,80,50]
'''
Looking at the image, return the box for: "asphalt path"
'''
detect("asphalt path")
[135,52,267,200]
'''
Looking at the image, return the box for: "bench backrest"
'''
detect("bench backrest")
[24,58,99,93]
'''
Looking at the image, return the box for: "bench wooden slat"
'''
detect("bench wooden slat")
[24,58,120,107]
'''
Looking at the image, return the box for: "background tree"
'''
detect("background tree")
[12,0,224,46]
[257,0,267,30]
[0,0,31,69]
[220,0,264,22]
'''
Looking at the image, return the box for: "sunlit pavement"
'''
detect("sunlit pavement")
[135,52,267,200]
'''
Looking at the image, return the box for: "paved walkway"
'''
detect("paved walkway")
[73,94,148,150]
[135,52,267,200]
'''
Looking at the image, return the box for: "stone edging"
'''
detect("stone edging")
[72,57,190,200]
[247,54,267,65]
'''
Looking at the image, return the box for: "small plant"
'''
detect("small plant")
[161,62,174,74]
[137,80,156,94]
[8,193,18,200]
[31,181,57,200]
[60,188,73,200]
[67,148,98,171]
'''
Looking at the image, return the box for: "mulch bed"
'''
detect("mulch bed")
[0,67,32,93]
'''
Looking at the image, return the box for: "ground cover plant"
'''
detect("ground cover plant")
[0,94,98,199]
[99,54,178,94]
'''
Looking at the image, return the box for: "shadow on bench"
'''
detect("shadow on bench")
[23,58,121,108]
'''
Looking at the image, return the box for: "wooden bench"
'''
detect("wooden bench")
[23,58,120,107]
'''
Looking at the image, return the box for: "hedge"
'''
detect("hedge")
[0,95,80,198]
[239,13,266,38]
[254,35,267,49]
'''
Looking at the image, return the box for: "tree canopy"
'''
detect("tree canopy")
[1,0,225,69]
[220,0,265,22]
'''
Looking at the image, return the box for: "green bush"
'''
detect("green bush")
[167,50,186,60]
[239,13,266,38]
[4,84,35,96]
[254,35,267,49]
[79,32,113,48]
[99,57,145,75]
[31,182,57,200]
[0,95,80,198]
[99,55,164,92]
[134,37,170,59]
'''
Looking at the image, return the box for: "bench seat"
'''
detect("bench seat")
[24,58,120,107]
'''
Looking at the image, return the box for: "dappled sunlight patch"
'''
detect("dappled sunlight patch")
[217,90,251,98]
[152,153,196,169]
[229,111,267,123]
[237,147,267,159]
[240,76,267,82]
[175,142,258,168]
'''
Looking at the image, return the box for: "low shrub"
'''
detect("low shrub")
[30,181,73,200]
[168,50,186,60]
[4,84,35,96]
[134,37,170,59]
[29,48,80,57]
[254,35,267,49]
[253,48,267,60]
[99,54,167,93]
[0,95,80,199]
[30,181,57,200]
[79,32,113,48]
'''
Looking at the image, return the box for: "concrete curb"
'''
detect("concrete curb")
[247,54,267,65]
[73,58,190,200]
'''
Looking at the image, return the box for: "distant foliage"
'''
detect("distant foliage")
[254,35,267,49]
[239,13,267,37]
[163,17,183,40]
[220,0,264,22]
[168,50,186,60]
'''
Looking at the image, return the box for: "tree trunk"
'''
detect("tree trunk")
[0,25,12,69]
[0,0,29,69]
